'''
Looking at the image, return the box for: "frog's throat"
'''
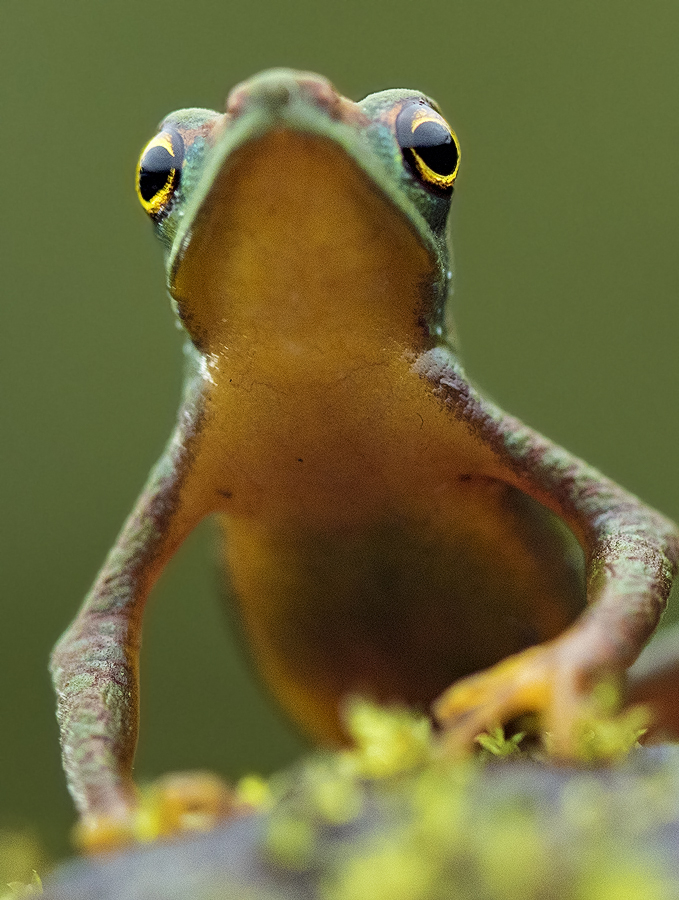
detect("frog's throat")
[168,95,449,353]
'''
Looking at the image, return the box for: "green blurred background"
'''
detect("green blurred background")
[2,0,678,862]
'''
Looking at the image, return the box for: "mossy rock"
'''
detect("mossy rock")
[41,738,679,900]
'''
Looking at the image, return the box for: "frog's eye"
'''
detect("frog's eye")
[135,129,185,219]
[395,103,460,192]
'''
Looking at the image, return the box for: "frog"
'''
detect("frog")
[50,68,679,849]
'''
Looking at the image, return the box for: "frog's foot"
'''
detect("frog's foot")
[434,640,612,759]
[75,771,239,854]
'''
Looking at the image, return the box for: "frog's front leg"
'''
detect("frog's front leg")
[417,349,679,756]
[50,392,220,849]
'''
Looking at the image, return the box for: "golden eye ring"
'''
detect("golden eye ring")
[396,103,460,192]
[136,129,184,219]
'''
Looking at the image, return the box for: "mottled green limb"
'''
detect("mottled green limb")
[416,346,679,681]
[49,378,206,824]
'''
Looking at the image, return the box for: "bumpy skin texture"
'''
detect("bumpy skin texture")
[50,69,679,848]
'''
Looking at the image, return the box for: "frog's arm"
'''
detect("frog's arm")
[416,348,679,752]
[49,371,213,845]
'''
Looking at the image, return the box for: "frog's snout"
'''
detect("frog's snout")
[225,68,344,121]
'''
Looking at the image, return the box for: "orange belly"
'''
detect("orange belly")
[218,480,585,744]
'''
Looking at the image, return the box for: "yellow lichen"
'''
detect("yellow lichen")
[40,699,679,897]
[548,679,651,763]
[473,805,550,898]
[303,759,363,826]
[265,813,317,870]
[323,843,434,900]
[235,774,273,811]
[342,699,432,779]
[574,848,673,900]
[258,700,678,900]
[133,771,235,842]
[573,704,649,763]
[409,764,474,850]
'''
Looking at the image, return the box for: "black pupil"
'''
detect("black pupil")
[410,121,458,176]
[138,145,175,202]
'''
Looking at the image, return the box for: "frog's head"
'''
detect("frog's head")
[135,70,460,353]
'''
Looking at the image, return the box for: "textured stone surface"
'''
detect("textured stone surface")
[42,746,679,900]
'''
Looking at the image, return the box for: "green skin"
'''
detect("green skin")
[50,69,679,834]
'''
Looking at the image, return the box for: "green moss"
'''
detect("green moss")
[341,699,433,779]
[474,726,526,758]
[258,700,678,900]
[266,813,318,871]
[568,681,650,763]
[0,871,42,899]
[235,774,273,811]
[0,830,47,900]
[36,699,679,899]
